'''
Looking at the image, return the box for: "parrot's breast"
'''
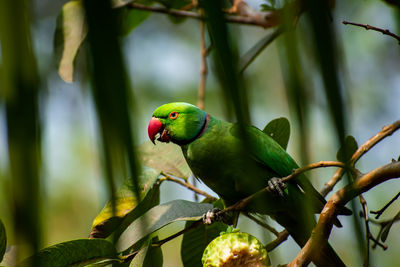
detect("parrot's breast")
[181,119,285,213]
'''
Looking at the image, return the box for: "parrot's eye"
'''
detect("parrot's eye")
[169,111,178,119]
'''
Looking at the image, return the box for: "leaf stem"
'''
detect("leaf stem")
[152,221,202,247]
[160,172,217,201]
[370,191,400,219]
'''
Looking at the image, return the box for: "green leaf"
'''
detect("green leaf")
[118,200,213,252]
[181,199,228,267]
[202,0,250,126]
[336,135,358,163]
[262,117,291,150]
[139,141,192,179]
[239,28,283,73]
[17,239,117,267]
[54,1,87,83]
[130,238,163,267]
[90,167,161,239]
[117,7,152,36]
[305,0,347,144]
[0,219,6,263]
[381,210,400,242]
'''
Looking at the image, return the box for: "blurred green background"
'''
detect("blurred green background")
[1,0,400,266]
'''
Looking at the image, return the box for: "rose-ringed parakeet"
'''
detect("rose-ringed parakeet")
[148,102,351,266]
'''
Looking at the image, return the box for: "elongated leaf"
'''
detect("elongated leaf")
[0,0,42,259]
[130,238,163,267]
[83,0,142,230]
[262,117,290,150]
[54,1,87,83]
[305,0,346,144]
[139,141,191,179]
[0,219,6,262]
[90,167,161,239]
[17,239,117,267]
[118,200,213,252]
[278,23,310,165]
[202,0,250,125]
[381,210,400,242]
[239,27,283,73]
[117,8,152,36]
[336,135,358,163]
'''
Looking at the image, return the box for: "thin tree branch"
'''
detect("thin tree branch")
[192,7,208,202]
[288,161,400,267]
[153,220,202,247]
[197,8,208,110]
[219,161,347,215]
[288,161,348,179]
[343,20,400,44]
[321,120,400,196]
[121,250,139,263]
[244,213,280,236]
[127,2,279,28]
[360,212,389,250]
[160,172,217,201]
[359,195,370,267]
[265,230,290,252]
[370,191,400,219]
[369,233,388,250]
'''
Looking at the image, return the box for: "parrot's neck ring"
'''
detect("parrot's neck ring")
[197,114,210,139]
[176,114,210,146]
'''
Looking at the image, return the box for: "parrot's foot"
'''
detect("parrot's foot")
[202,208,232,225]
[268,177,287,197]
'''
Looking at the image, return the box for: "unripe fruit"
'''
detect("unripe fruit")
[202,232,270,267]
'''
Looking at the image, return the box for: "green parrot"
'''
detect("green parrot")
[148,102,351,266]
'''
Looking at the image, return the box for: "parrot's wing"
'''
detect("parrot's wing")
[230,124,327,213]
[230,124,352,220]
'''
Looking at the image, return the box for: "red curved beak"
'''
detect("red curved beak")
[148,117,163,144]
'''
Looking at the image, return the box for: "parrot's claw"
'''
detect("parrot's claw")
[203,208,222,225]
[268,177,287,197]
[202,208,232,225]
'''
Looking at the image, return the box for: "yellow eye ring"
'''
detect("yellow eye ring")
[169,111,178,119]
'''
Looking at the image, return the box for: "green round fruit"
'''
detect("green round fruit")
[202,232,270,267]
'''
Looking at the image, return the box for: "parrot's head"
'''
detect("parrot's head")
[148,102,208,145]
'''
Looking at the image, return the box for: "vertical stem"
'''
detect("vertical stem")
[197,9,207,110]
[360,194,370,267]
[0,0,42,261]
[193,7,208,202]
